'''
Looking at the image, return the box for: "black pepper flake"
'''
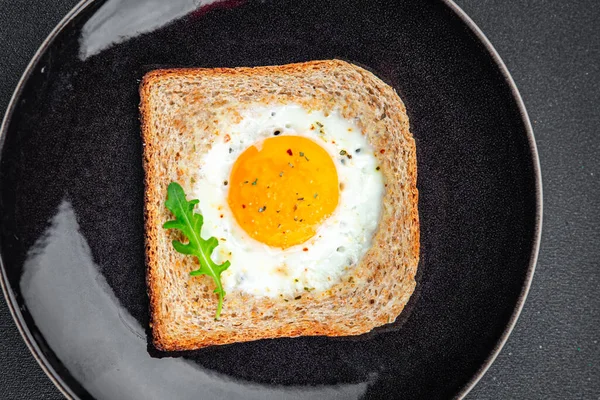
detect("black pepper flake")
[304,156,310,161]
[341,159,346,165]
[252,178,258,185]
[355,148,361,153]
[286,149,293,156]
[258,206,266,212]
[243,180,249,184]
[223,180,228,186]
[229,148,233,153]
[376,166,380,171]
[340,150,347,155]
[347,154,352,159]
[295,296,302,300]
[297,197,304,201]
[274,130,281,136]
[276,210,281,213]
[315,121,323,128]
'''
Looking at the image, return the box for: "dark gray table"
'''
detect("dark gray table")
[1,1,598,398]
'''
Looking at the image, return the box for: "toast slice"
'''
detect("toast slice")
[140,60,419,351]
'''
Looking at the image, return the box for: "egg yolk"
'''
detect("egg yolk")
[228,136,339,248]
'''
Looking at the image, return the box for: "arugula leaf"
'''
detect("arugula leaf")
[163,182,231,320]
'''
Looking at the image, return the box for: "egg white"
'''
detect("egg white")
[191,104,384,298]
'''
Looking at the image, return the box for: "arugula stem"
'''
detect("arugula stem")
[216,293,223,321]
[195,246,224,319]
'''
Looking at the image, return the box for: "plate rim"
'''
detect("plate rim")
[440,1,543,398]
[0,0,543,399]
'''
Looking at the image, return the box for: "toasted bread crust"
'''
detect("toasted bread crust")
[140,60,419,351]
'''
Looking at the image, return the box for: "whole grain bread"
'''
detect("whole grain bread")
[140,60,419,351]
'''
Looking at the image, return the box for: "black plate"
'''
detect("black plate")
[0,0,541,398]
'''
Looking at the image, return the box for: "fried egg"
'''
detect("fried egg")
[192,104,384,298]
